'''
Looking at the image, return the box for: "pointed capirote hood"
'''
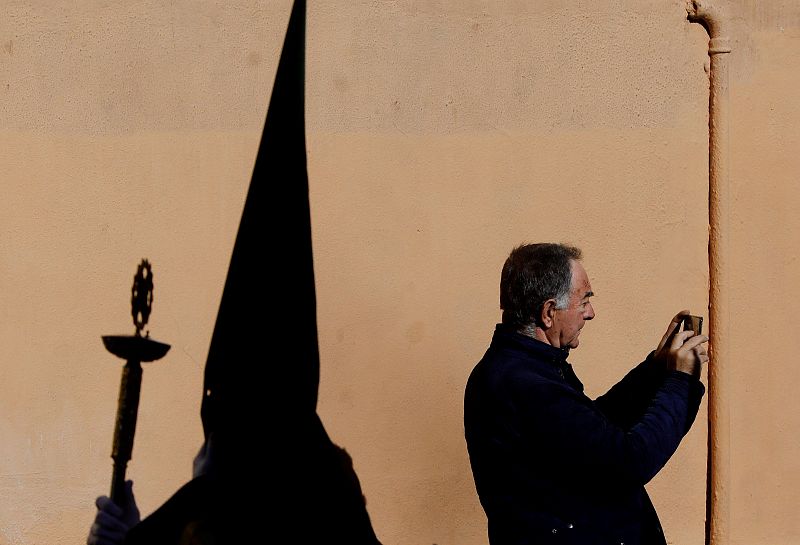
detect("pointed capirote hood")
[200,0,318,445]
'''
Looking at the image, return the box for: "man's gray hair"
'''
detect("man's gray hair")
[500,243,582,329]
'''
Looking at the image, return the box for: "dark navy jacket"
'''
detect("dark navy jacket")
[464,325,705,545]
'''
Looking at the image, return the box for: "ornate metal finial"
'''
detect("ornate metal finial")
[131,259,154,336]
[103,259,170,505]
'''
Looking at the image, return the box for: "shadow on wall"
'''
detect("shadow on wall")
[106,1,383,543]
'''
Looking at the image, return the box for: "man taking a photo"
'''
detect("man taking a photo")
[464,242,708,545]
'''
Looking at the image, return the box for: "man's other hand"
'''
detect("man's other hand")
[654,310,689,359]
[654,310,709,378]
[87,480,141,545]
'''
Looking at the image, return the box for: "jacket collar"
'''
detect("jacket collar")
[491,324,584,393]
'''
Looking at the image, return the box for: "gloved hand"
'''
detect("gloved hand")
[87,480,141,545]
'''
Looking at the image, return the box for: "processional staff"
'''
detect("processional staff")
[102,259,170,505]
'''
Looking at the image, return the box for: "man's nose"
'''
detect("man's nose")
[584,302,595,320]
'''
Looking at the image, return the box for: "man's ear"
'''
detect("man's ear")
[540,299,557,329]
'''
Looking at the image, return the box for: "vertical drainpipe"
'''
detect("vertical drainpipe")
[686,2,731,545]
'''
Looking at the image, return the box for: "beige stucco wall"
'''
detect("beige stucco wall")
[1,1,798,544]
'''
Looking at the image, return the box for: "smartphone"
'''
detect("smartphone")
[682,314,703,336]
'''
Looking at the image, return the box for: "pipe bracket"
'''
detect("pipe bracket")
[709,37,732,55]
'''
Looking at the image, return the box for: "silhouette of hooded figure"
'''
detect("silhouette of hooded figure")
[122,1,381,542]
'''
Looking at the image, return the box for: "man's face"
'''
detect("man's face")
[551,260,595,350]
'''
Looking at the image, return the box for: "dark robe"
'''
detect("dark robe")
[124,0,381,542]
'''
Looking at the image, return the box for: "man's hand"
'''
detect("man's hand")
[654,310,709,378]
[87,480,141,545]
